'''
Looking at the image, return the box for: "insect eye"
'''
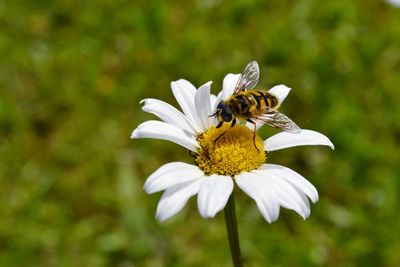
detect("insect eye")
[222,110,232,122]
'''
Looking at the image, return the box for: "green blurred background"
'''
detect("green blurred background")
[1,0,400,266]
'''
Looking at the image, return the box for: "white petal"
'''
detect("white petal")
[260,164,319,203]
[194,81,213,130]
[210,93,220,125]
[253,169,311,219]
[210,94,217,109]
[235,172,280,223]
[144,162,204,194]
[140,98,195,136]
[171,79,202,133]
[264,129,335,151]
[156,179,204,222]
[268,84,291,105]
[222,73,241,100]
[197,175,233,218]
[292,186,312,217]
[131,120,199,152]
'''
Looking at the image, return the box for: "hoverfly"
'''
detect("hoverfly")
[211,61,300,151]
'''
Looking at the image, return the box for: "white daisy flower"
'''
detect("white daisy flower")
[132,73,334,223]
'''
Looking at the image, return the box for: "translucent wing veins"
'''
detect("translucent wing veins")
[255,111,301,133]
[233,61,260,93]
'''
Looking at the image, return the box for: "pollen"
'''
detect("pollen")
[195,124,266,176]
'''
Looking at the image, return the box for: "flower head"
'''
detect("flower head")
[132,69,334,222]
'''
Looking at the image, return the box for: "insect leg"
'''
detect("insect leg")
[247,119,259,153]
[215,119,236,143]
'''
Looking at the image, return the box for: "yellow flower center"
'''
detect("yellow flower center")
[195,124,266,176]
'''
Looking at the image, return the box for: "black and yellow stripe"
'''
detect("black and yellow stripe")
[225,90,279,119]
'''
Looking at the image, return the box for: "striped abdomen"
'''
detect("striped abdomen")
[226,90,279,120]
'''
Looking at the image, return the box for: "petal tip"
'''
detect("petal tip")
[131,129,139,139]
[171,79,184,85]
[318,134,335,150]
[156,206,172,222]
[201,213,214,219]
[155,213,167,222]
[204,80,213,86]
[170,79,183,90]
[264,217,273,224]
[268,84,291,104]
[171,79,193,89]
[143,183,154,194]
[311,195,319,204]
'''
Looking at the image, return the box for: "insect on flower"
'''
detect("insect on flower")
[211,61,301,151]
[131,64,334,222]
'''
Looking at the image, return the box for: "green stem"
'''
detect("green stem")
[224,192,243,267]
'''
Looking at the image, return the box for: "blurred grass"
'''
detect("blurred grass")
[1,0,400,266]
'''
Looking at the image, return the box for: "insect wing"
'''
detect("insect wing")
[255,111,301,133]
[233,61,260,94]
